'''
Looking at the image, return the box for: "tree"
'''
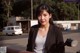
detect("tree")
[59,2,79,20]
[0,14,7,29]
[1,0,14,19]
[33,0,79,20]
[12,0,31,18]
[0,0,14,27]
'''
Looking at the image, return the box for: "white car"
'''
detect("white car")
[2,26,23,35]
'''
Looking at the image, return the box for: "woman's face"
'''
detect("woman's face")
[38,10,52,26]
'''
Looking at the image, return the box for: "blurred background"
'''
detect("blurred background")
[0,0,80,53]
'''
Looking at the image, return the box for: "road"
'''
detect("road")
[0,32,80,53]
[63,31,80,53]
[0,33,28,40]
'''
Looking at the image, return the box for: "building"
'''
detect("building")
[31,20,80,31]
[8,16,30,33]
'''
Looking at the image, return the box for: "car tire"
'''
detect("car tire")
[19,34,22,35]
[12,33,15,36]
[6,33,8,36]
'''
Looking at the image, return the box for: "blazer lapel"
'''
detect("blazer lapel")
[32,24,56,51]
[44,24,56,51]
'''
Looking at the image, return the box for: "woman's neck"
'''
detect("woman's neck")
[40,23,50,30]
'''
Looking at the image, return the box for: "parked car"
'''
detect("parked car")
[2,26,23,35]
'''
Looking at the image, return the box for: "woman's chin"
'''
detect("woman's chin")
[41,23,46,26]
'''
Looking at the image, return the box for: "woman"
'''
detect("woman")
[26,4,65,53]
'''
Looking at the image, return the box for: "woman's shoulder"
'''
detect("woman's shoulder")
[52,24,62,32]
[29,24,39,33]
[51,24,63,36]
[30,24,39,29]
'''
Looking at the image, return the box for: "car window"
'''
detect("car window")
[15,27,20,29]
[3,28,6,30]
[11,27,14,30]
[7,27,10,30]
[7,27,14,30]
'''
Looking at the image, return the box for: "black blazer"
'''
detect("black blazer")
[26,24,65,53]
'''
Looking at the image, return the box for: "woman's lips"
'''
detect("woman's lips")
[41,21,45,23]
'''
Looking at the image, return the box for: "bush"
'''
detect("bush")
[0,32,3,36]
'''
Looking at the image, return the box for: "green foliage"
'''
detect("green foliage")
[0,14,8,29]
[33,0,79,20]
[1,0,14,18]
[1,0,79,20]
[12,0,31,18]
[0,0,13,28]
[60,2,78,20]
[0,32,3,36]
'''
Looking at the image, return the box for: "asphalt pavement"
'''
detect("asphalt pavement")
[0,31,80,53]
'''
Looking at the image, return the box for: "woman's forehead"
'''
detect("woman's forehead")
[39,10,49,14]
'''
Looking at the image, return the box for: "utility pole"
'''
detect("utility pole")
[31,0,33,20]
[78,3,79,20]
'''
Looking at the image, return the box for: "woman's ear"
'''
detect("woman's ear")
[49,14,52,18]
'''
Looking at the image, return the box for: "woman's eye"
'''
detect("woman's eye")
[38,15,41,17]
[43,14,47,16]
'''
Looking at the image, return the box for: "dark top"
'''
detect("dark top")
[26,24,65,53]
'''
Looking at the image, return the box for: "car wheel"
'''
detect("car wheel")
[6,33,8,36]
[12,33,15,36]
[19,34,22,35]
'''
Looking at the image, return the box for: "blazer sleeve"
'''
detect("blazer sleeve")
[56,27,65,53]
[26,27,33,51]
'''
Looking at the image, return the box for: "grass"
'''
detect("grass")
[0,32,4,36]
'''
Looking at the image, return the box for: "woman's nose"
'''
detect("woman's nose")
[41,16,45,20]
